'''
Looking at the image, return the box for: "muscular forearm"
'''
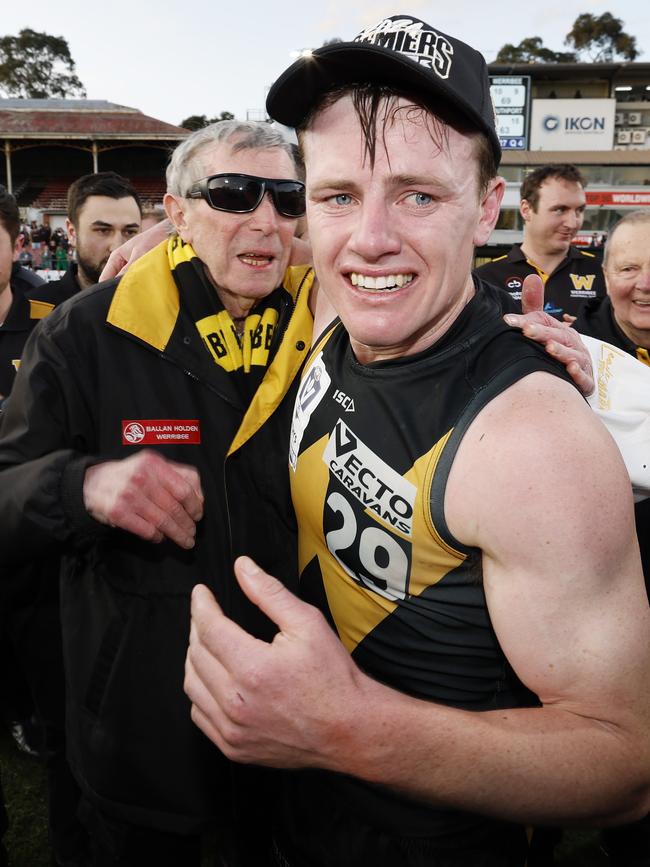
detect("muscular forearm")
[335,672,650,827]
[186,560,650,829]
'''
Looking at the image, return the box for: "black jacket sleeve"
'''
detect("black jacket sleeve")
[0,313,108,567]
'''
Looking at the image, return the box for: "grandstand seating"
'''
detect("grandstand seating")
[21,175,166,211]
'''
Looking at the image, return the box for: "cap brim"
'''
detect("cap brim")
[267,42,500,163]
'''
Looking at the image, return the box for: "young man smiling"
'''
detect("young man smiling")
[185,15,650,867]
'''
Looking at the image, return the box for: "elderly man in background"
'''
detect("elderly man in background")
[574,210,650,866]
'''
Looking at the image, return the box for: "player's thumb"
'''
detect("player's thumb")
[234,555,306,633]
[521,273,544,315]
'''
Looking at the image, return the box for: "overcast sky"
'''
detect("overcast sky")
[2,0,648,127]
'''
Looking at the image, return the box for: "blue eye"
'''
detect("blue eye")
[408,192,433,206]
[333,194,352,206]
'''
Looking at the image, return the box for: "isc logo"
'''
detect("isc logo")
[333,389,355,412]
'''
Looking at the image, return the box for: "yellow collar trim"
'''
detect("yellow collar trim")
[228,265,315,455]
[107,240,180,350]
[29,299,55,320]
[636,347,650,367]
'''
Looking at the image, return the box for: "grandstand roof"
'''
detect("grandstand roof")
[0,98,188,140]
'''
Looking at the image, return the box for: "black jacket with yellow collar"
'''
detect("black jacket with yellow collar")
[0,241,314,832]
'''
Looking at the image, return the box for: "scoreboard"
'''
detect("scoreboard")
[489,76,531,150]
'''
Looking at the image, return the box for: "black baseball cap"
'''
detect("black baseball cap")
[267,14,500,165]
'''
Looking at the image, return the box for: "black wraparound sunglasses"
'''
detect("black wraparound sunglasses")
[186,173,306,218]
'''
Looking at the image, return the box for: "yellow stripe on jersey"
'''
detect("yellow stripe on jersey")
[28,299,55,320]
[292,428,467,654]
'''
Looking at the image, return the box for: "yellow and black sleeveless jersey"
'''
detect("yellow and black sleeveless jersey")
[282,281,574,857]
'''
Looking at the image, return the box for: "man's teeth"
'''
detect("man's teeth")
[350,273,414,290]
[240,254,272,266]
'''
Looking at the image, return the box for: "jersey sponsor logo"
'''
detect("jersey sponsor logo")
[323,419,416,537]
[333,389,355,412]
[122,419,201,445]
[324,490,411,601]
[289,352,331,470]
[322,420,415,601]
[505,275,523,292]
[569,273,597,297]
[355,17,454,80]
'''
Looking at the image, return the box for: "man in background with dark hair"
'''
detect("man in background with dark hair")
[476,164,606,319]
[49,171,142,302]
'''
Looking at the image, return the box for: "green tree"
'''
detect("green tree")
[565,12,639,61]
[496,36,576,63]
[179,111,235,130]
[0,29,86,98]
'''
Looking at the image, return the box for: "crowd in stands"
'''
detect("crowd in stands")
[17,221,71,273]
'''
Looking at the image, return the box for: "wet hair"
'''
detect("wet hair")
[0,189,20,243]
[67,172,142,226]
[166,120,304,197]
[297,84,497,197]
[603,210,650,269]
[520,165,586,212]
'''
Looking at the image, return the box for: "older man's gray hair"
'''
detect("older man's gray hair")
[603,210,650,269]
[167,121,303,198]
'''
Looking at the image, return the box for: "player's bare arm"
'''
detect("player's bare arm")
[440,371,650,823]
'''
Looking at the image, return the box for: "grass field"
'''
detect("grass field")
[0,724,608,866]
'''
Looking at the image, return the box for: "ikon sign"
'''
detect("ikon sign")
[530,99,616,151]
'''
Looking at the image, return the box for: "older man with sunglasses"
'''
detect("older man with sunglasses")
[0,121,313,867]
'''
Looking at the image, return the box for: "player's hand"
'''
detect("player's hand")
[83,450,203,548]
[99,220,171,280]
[504,274,594,396]
[185,556,367,769]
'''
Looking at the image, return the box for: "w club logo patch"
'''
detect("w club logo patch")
[569,273,596,294]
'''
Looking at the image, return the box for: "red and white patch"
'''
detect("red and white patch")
[121,419,201,445]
